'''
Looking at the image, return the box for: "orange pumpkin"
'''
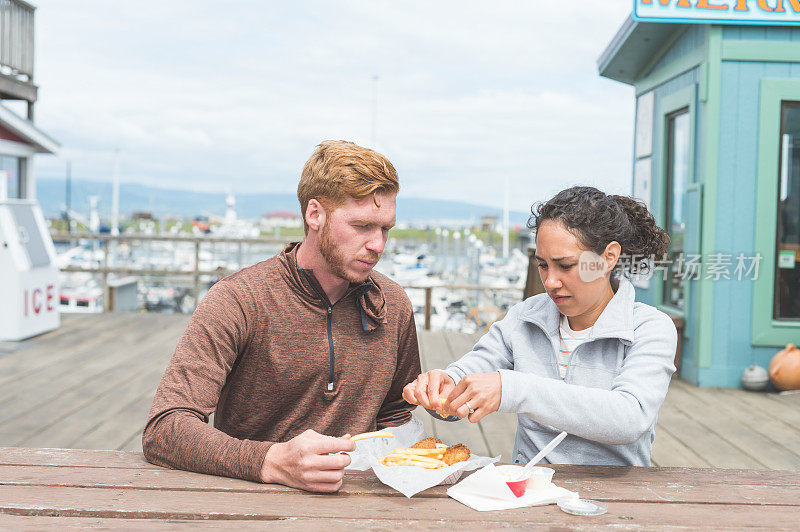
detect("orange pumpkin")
[769,344,800,391]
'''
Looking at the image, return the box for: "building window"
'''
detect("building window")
[1,155,21,199]
[775,102,800,320]
[662,109,690,310]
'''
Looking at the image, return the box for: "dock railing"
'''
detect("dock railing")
[52,232,286,312]
[403,284,524,331]
[53,232,530,325]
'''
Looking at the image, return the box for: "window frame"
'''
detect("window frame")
[654,84,697,318]
[663,107,691,310]
[752,79,800,346]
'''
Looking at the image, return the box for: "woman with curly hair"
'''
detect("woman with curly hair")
[403,186,678,466]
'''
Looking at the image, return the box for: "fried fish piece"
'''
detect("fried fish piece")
[410,437,443,449]
[442,443,471,465]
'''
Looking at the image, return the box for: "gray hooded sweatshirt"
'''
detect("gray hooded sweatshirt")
[443,277,677,466]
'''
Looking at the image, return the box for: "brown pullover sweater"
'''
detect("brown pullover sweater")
[142,242,421,482]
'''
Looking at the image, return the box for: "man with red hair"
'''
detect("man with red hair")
[143,141,420,492]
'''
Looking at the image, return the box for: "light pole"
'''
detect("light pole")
[371,75,379,147]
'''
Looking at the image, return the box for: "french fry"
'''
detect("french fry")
[381,456,445,469]
[350,431,394,442]
[393,448,444,456]
[401,455,446,465]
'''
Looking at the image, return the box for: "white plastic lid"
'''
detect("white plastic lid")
[557,497,608,516]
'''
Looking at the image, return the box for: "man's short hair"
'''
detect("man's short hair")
[298,140,399,233]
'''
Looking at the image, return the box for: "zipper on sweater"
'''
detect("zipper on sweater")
[298,268,337,392]
[325,306,334,390]
[297,267,372,392]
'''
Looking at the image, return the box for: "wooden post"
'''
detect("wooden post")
[193,239,201,309]
[102,237,110,312]
[664,312,685,377]
[424,287,432,331]
[523,246,545,300]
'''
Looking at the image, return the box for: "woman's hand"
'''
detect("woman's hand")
[444,372,502,423]
[402,370,456,411]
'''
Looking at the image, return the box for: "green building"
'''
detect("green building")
[598,18,800,387]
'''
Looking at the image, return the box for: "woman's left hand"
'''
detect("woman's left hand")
[444,372,502,423]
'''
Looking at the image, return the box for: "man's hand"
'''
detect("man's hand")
[260,429,355,492]
[444,372,502,423]
[402,370,456,412]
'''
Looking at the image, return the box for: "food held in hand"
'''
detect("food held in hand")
[380,439,471,469]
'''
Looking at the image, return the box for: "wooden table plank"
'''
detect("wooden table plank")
[0,515,527,531]
[1,464,798,505]
[2,448,798,529]
[1,484,798,528]
[0,447,159,469]
[2,449,797,487]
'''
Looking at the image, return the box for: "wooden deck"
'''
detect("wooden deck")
[1,313,799,470]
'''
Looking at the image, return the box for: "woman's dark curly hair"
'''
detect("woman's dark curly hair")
[528,186,670,277]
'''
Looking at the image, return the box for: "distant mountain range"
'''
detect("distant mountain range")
[35,177,531,226]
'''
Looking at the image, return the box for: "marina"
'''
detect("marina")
[51,222,530,334]
[2,312,799,470]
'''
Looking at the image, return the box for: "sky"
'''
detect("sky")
[27,0,636,213]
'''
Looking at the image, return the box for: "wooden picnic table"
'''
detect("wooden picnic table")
[0,447,797,530]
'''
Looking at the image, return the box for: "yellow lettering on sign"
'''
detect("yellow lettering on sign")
[775,0,800,12]
[758,0,775,11]
[696,0,730,9]
[641,0,800,13]
[639,0,692,6]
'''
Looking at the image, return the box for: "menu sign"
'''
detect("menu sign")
[634,0,800,26]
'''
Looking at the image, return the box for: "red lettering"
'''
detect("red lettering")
[46,284,54,312]
[734,0,749,9]
[697,0,730,9]
[33,289,42,315]
[775,0,800,12]
[758,0,776,11]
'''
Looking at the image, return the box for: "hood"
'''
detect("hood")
[279,242,387,332]
[520,276,636,345]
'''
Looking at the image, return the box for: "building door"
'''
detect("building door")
[662,108,690,311]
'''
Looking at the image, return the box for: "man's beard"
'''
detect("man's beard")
[319,223,379,284]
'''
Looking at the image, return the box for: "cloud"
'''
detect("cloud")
[31,0,635,212]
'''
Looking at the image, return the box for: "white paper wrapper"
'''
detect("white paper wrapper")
[447,463,578,511]
[345,416,501,498]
